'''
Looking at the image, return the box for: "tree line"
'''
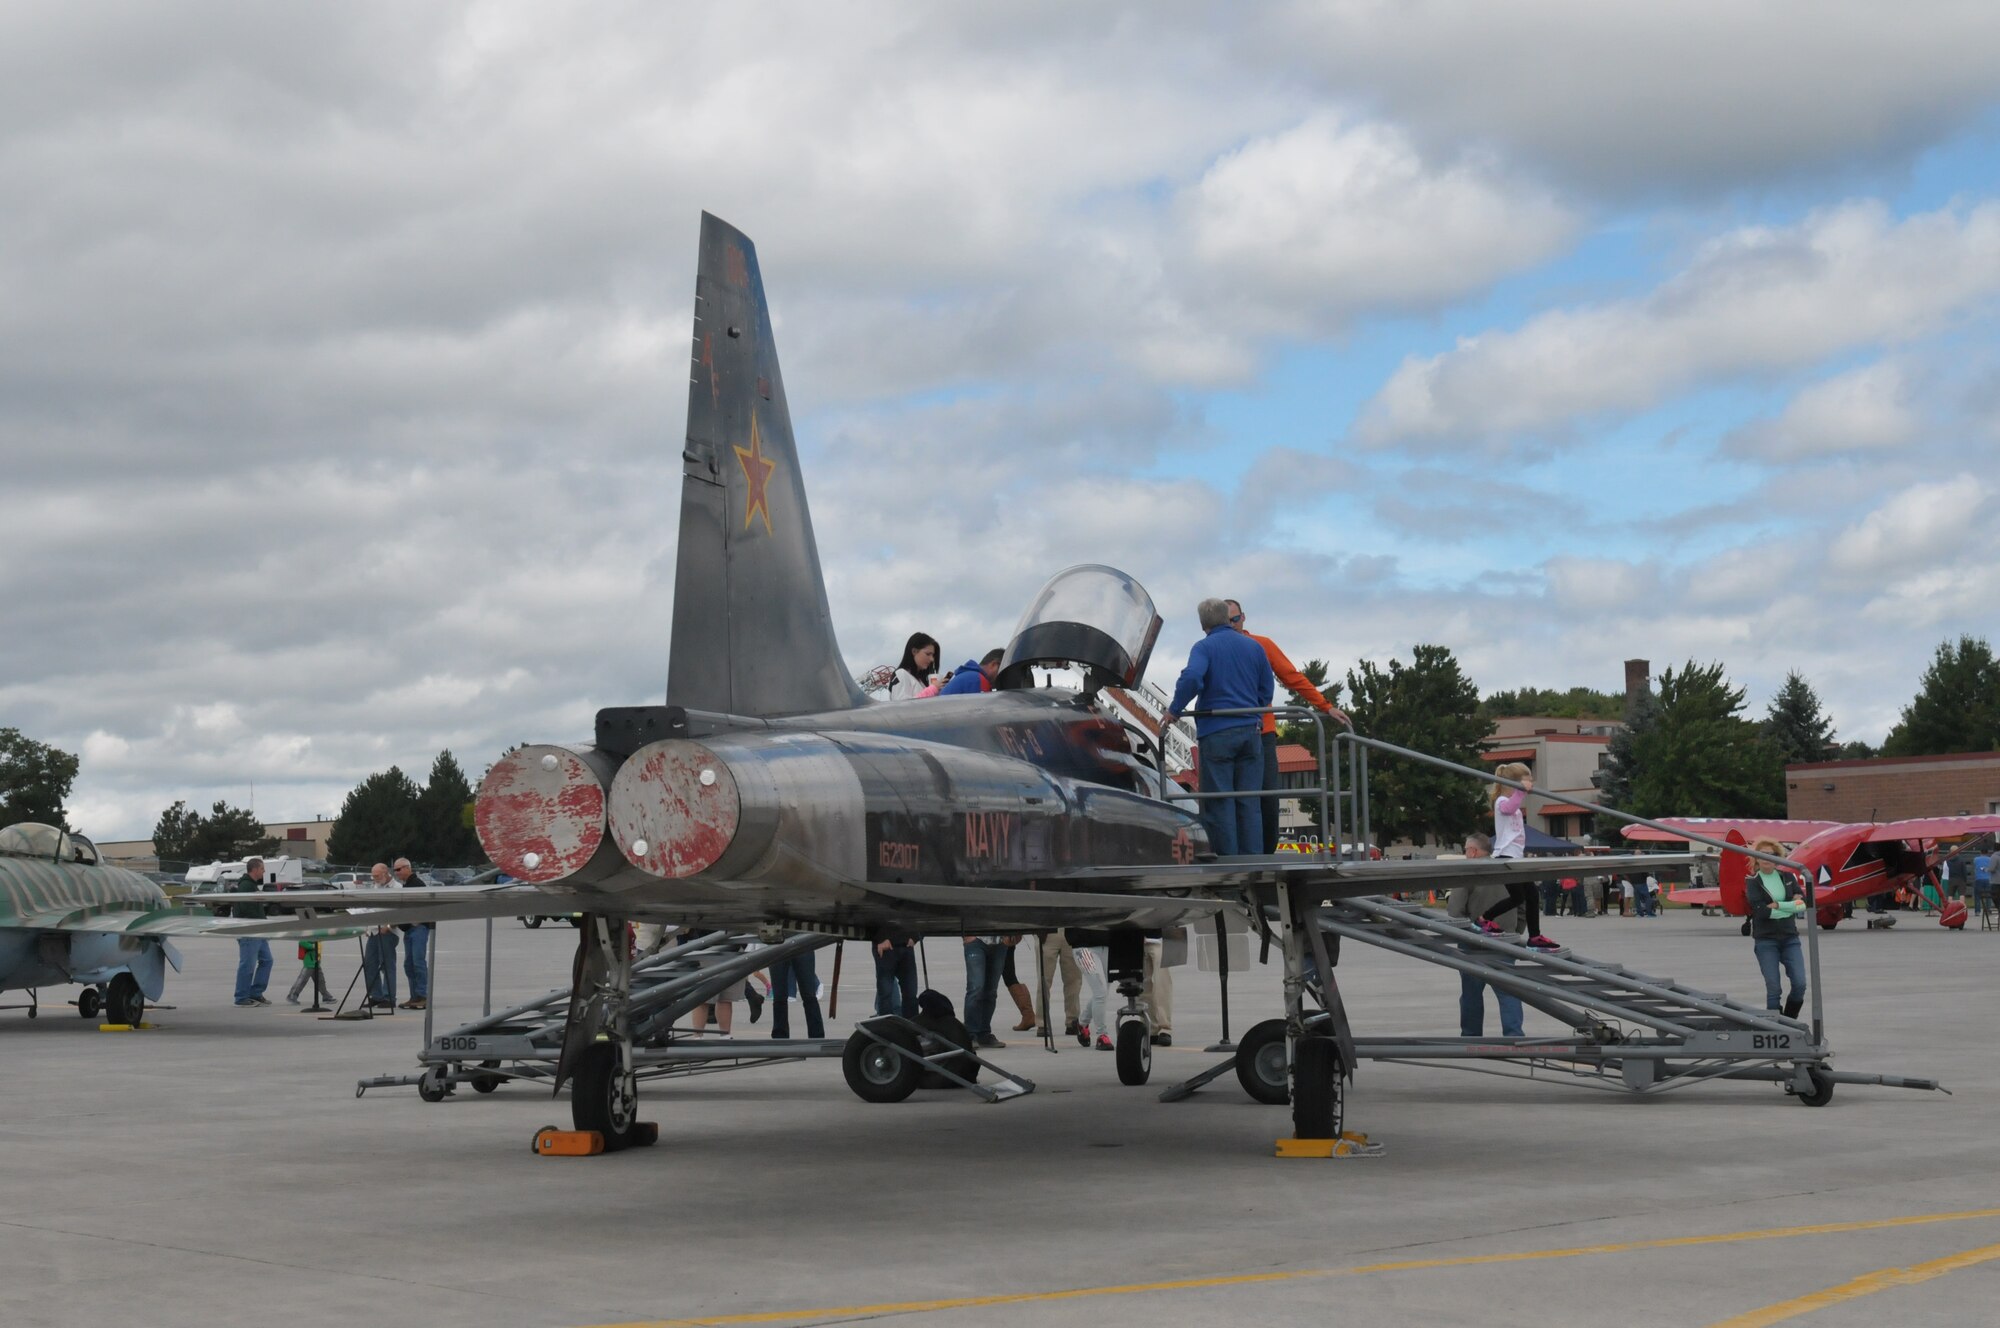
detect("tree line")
[5,636,1998,854]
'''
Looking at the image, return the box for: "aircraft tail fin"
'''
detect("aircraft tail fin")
[1719,829,1750,917]
[667,213,866,717]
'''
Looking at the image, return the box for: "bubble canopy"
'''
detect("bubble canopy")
[997,564,1162,691]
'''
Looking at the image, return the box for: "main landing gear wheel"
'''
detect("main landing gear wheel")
[1115,1020,1152,1086]
[1796,1067,1835,1107]
[523,916,543,929]
[842,1023,922,1103]
[1291,1035,1345,1140]
[76,986,103,1019]
[571,1042,644,1149]
[1236,1018,1290,1105]
[107,973,145,1026]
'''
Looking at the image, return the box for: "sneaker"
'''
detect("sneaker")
[1076,1024,1091,1047]
[1527,934,1561,951]
[1064,1019,1079,1037]
[399,998,427,1010]
[234,998,258,1007]
[975,1033,1005,1049]
[1095,1034,1113,1050]
[285,994,301,1005]
[1476,919,1503,935]
[251,995,272,1005]
[1151,1033,1172,1047]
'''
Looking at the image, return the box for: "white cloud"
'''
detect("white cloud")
[1359,202,2000,449]
[1826,474,1990,575]
[1262,0,2000,198]
[1726,362,1921,460]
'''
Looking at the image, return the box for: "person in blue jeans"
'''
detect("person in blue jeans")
[1975,851,1992,915]
[1163,597,1274,857]
[225,858,274,1006]
[1446,834,1524,1037]
[962,935,1008,1048]
[392,859,431,1009]
[873,934,919,1017]
[768,945,825,1039]
[1746,836,1808,1019]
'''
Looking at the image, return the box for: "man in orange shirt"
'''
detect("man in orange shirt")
[1226,599,1347,854]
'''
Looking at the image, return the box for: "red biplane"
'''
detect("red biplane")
[1625,816,2000,929]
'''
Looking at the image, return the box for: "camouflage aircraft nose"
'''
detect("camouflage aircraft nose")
[607,740,741,878]
[475,745,612,883]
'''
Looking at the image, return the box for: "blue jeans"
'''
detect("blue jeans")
[963,941,1004,1039]
[1634,882,1656,917]
[363,932,399,1004]
[874,944,918,1017]
[1459,965,1524,1037]
[1753,934,1806,1010]
[234,939,272,1002]
[1197,725,1262,857]
[770,950,825,1039]
[403,924,430,998]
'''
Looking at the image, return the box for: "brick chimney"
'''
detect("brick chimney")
[1624,658,1650,709]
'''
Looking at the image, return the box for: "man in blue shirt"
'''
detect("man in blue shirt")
[1975,851,1992,916]
[1162,598,1274,856]
[938,649,1004,695]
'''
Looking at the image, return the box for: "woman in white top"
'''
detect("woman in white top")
[890,633,941,699]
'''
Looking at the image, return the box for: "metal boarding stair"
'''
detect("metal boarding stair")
[1315,896,1940,1097]
[358,928,844,1100]
[1167,894,1942,1105]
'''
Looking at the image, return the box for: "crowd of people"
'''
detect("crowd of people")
[222,854,435,1010]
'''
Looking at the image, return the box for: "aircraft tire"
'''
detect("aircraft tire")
[909,1013,978,1090]
[1797,1067,1835,1108]
[1115,1019,1152,1085]
[1235,1019,1290,1105]
[842,1024,922,1104]
[1290,1035,1344,1140]
[77,987,102,1019]
[107,973,144,1026]
[571,1043,643,1149]
[523,916,542,929]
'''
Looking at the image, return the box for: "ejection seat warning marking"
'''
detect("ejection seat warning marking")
[573,1206,2000,1328]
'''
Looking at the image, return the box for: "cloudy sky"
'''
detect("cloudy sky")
[5,2,1999,844]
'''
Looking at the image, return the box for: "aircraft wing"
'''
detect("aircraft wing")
[1869,814,2000,843]
[1667,885,1724,907]
[1058,851,1696,894]
[11,902,360,940]
[1621,819,1842,845]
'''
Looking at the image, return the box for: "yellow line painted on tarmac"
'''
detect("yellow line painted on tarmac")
[579,1207,2000,1328]
[1706,1239,2000,1327]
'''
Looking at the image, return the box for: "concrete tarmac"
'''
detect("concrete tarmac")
[5,907,1998,1327]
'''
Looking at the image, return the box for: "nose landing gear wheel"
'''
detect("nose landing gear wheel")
[842,1023,923,1103]
[1115,1020,1152,1085]
[106,973,145,1026]
[77,986,103,1020]
[571,1042,644,1149]
[1235,1018,1289,1105]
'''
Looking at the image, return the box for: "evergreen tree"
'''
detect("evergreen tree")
[1622,662,1785,820]
[1835,739,1878,760]
[1881,636,2000,756]
[0,728,79,830]
[185,800,275,865]
[1762,671,1838,768]
[414,749,483,865]
[326,767,421,868]
[1342,644,1485,848]
[151,800,203,867]
[1479,686,1627,723]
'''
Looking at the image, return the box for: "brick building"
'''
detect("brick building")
[1478,717,1618,843]
[1785,751,2000,822]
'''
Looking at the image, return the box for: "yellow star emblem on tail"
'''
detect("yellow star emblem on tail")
[733,411,777,535]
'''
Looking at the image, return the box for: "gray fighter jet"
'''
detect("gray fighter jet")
[233,214,1686,1144]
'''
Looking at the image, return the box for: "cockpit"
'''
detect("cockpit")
[0,821,100,864]
[996,565,1162,694]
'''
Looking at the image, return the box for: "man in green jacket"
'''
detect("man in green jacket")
[230,858,274,1006]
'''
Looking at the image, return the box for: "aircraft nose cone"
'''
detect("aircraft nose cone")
[475,745,609,883]
[607,740,740,878]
